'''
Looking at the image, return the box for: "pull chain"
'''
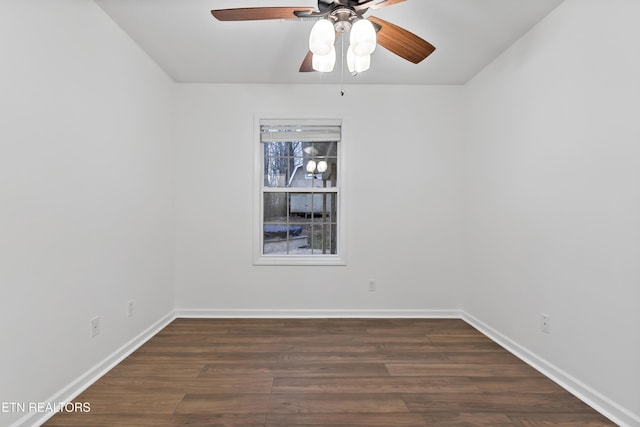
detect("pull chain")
[340,35,345,96]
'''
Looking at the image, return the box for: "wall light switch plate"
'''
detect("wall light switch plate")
[541,314,551,334]
[90,316,100,338]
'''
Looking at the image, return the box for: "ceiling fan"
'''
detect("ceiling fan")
[211,0,435,74]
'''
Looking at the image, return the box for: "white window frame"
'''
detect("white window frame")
[253,115,346,266]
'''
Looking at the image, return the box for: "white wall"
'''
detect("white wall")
[174,84,466,313]
[0,1,175,425]
[465,0,640,423]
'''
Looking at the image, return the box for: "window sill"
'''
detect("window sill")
[253,254,346,266]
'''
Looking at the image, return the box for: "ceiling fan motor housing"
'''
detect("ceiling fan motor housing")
[330,9,356,32]
[334,0,367,7]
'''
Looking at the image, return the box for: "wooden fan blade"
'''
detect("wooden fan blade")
[300,51,314,72]
[370,0,407,10]
[368,16,435,64]
[299,32,341,73]
[211,7,315,21]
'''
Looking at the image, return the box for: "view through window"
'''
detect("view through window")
[258,120,341,262]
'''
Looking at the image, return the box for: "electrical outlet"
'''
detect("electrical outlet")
[541,314,551,334]
[368,280,376,292]
[127,300,134,318]
[90,317,100,338]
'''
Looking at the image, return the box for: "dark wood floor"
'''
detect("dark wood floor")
[45,318,615,426]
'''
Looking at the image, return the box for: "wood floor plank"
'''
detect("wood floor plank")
[267,393,410,414]
[168,318,285,329]
[87,376,274,394]
[175,393,409,415]
[45,413,267,427]
[199,362,390,377]
[376,342,505,352]
[278,351,449,364]
[386,362,541,377]
[275,333,441,344]
[265,413,429,426]
[427,334,494,342]
[102,362,205,378]
[150,334,285,345]
[365,326,452,335]
[136,343,378,353]
[402,392,599,414]
[271,376,480,394]
[70,391,184,415]
[44,318,616,426]
[173,394,271,414]
[507,413,620,426]
[471,377,568,394]
[124,351,282,364]
[443,350,524,364]
[420,412,516,426]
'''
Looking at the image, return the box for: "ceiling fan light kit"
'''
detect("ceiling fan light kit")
[307,11,376,73]
[347,45,370,73]
[309,19,336,56]
[349,18,376,56]
[211,0,436,75]
[312,23,374,72]
[312,45,337,72]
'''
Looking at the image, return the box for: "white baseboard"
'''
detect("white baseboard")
[174,308,462,318]
[462,312,640,427]
[14,311,176,427]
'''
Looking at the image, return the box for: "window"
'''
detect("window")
[254,118,345,265]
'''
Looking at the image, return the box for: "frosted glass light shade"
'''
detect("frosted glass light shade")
[317,160,328,173]
[312,46,336,72]
[350,19,376,56]
[306,160,317,173]
[309,19,335,56]
[347,45,370,73]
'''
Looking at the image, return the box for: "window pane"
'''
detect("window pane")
[299,142,337,189]
[307,192,337,254]
[263,142,298,188]
[263,193,288,223]
[290,192,335,217]
[264,141,337,189]
[308,220,338,254]
[263,192,337,255]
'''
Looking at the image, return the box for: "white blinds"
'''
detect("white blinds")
[260,120,341,143]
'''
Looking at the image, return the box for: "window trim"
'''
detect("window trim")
[253,115,346,266]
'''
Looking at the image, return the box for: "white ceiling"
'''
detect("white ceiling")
[94,0,564,85]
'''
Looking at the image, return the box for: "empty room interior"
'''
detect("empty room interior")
[1,0,639,426]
